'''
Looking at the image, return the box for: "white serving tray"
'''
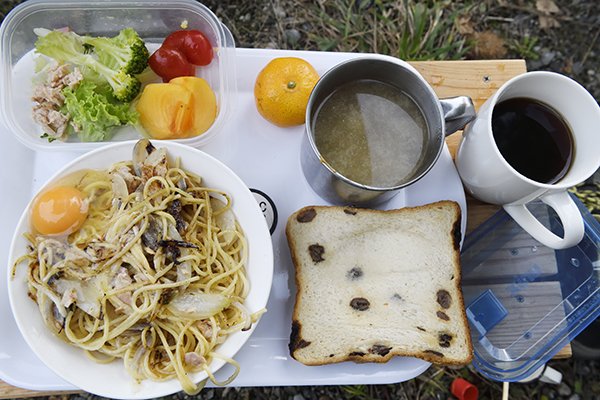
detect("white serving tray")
[0,48,466,391]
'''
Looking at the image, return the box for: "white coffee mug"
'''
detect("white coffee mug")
[456,71,600,249]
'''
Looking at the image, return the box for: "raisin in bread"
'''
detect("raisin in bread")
[286,201,473,366]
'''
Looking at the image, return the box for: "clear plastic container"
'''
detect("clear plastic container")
[461,194,600,381]
[0,0,236,151]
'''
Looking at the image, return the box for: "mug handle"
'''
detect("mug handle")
[440,96,477,136]
[503,191,585,249]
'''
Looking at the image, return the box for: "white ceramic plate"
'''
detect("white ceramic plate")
[6,140,274,399]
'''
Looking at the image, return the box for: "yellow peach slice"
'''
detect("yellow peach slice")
[136,83,193,139]
[170,77,217,137]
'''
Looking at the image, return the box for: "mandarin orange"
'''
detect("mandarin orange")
[254,57,319,127]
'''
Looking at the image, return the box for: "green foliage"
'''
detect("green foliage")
[341,385,371,399]
[574,378,583,394]
[509,35,540,60]
[304,0,470,61]
[394,1,469,60]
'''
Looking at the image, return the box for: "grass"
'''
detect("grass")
[298,0,471,60]
[509,35,540,60]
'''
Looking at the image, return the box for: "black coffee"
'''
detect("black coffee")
[492,97,573,184]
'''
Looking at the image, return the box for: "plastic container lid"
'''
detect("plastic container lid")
[0,0,236,151]
[461,194,600,382]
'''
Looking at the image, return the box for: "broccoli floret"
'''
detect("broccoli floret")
[82,28,149,75]
[92,64,142,102]
[34,29,144,102]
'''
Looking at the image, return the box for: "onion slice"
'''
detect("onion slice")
[166,290,230,319]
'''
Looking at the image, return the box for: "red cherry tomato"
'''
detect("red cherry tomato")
[163,30,213,66]
[162,30,187,49]
[149,47,195,82]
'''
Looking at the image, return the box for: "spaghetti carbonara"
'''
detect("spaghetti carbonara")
[14,140,259,394]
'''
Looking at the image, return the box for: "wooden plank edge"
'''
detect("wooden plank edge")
[0,385,80,399]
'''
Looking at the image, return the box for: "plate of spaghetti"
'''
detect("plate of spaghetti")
[7,139,274,399]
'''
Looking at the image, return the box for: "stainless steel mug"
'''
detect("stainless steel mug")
[301,56,476,206]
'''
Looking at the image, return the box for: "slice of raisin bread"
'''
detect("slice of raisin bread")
[286,201,473,366]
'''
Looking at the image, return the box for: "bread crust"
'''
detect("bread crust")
[286,201,473,366]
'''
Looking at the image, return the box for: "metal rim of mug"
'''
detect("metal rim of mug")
[304,55,447,192]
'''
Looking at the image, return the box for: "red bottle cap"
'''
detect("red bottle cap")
[451,377,479,400]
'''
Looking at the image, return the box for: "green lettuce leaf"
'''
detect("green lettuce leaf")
[62,81,138,142]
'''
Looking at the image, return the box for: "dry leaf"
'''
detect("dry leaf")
[456,16,475,36]
[562,58,573,75]
[536,0,561,30]
[471,31,507,59]
[539,15,560,29]
[536,0,560,14]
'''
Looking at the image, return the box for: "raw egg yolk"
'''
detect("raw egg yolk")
[31,186,88,236]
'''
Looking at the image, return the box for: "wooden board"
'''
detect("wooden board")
[0,388,80,399]
[0,58,571,399]
[423,60,571,362]
[410,59,526,159]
